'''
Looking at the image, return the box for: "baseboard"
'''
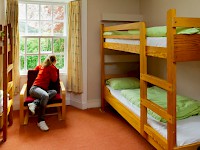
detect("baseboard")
[69,98,100,109]
[87,99,101,108]
[70,99,86,109]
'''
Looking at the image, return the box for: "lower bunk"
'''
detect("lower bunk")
[104,85,200,150]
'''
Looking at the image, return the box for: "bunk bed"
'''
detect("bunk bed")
[100,9,200,150]
[0,24,14,142]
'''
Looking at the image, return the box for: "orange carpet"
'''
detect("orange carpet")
[0,106,155,150]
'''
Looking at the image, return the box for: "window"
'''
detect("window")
[19,1,67,74]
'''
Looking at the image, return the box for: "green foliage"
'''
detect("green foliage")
[27,55,38,70]
[20,56,25,70]
[19,37,65,71]
[27,38,39,53]
[55,55,64,69]
[54,38,64,52]
[20,38,25,53]
[41,38,52,52]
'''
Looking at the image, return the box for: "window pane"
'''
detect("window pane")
[40,21,52,35]
[40,55,46,64]
[53,5,64,20]
[19,3,26,20]
[53,22,64,34]
[27,4,39,20]
[27,55,38,70]
[41,38,52,53]
[20,55,25,70]
[55,55,64,69]
[19,21,26,34]
[41,5,52,20]
[27,38,39,53]
[20,38,25,53]
[53,38,64,52]
[28,21,39,34]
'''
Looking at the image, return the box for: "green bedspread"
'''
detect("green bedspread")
[121,86,200,122]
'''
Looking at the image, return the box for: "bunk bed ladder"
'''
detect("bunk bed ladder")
[1,24,14,142]
[140,10,177,150]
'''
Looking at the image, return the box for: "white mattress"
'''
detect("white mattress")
[0,90,9,113]
[105,37,167,47]
[107,85,200,146]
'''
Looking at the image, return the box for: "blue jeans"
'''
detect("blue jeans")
[29,86,57,122]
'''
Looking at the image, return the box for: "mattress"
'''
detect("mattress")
[0,90,9,113]
[106,85,200,146]
[105,37,167,47]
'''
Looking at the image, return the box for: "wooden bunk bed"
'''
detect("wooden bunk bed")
[0,24,14,142]
[100,9,200,150]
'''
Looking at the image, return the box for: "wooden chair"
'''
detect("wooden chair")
[20,69,66,125]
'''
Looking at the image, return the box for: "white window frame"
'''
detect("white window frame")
[19,0,68,75]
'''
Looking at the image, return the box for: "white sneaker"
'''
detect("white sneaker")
[37,121,49,131]
[28,102,37,115]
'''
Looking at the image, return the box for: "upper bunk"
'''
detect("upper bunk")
[101,9,200,62]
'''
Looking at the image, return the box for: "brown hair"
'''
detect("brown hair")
[42,55,56,67]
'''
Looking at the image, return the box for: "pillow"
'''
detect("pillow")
[128,26,199,37]
[128,26,166,37]
[127,30,140,35]
[106,77,140,90]
[177,27,199,34]
[146,26,166,37]
[103,31,130,36]
[103,31,113,35]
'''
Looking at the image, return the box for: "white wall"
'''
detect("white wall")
[0,0,6,25]
[87,0,140,107]
[141,0,200,100]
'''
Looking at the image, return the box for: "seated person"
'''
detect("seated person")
[28,55,58,131]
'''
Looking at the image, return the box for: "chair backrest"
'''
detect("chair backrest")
[27,69,60,96]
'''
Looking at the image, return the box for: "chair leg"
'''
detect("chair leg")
[57,107,62,120]
[61,105,66,120]
[24,110,29,125]
[19,107,24,125]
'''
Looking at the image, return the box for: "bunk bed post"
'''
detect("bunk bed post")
[100,24,105,111]
[167,9,177,150]
[2,25,8,142]
[0,25,2,89]
[139,22,148,138]
[0,25,2,55]
[7,24,13,126]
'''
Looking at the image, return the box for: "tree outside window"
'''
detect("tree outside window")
[19,2,67,74]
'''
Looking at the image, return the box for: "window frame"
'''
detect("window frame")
[19,0,68,75]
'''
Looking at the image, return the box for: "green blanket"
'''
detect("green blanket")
[121,86,200,122]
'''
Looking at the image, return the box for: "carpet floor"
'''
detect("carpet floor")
[0,105,155,150]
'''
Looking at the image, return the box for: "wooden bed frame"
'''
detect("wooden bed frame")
[0,24,14,142]
[100,9,200,150]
